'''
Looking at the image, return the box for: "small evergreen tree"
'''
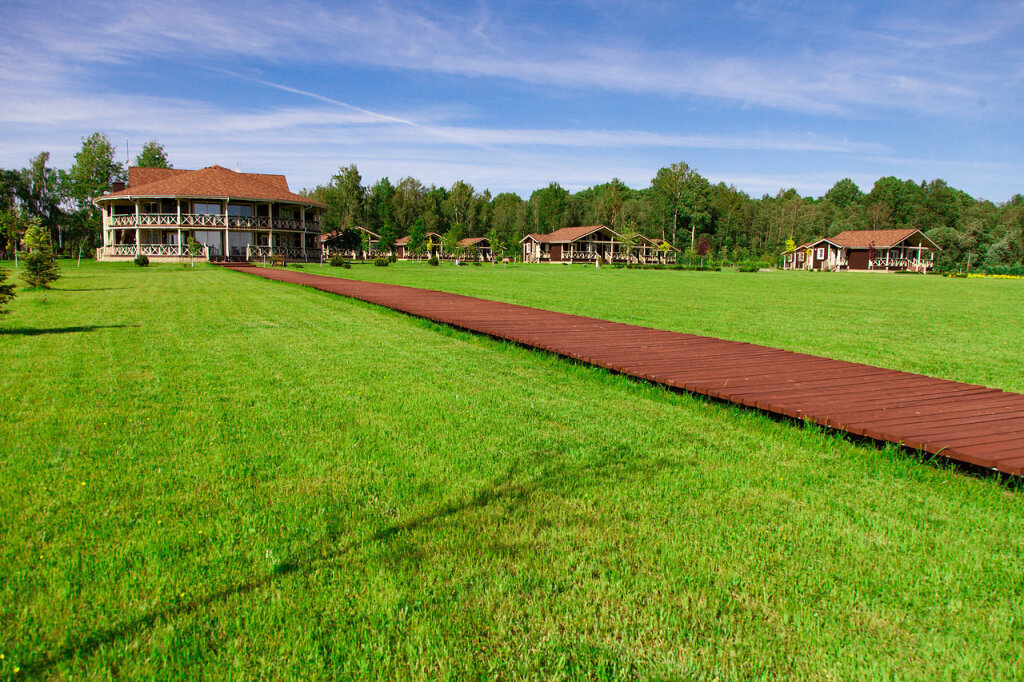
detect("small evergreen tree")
[186,236,203,267]
[0,268,15,313]
[21,220,60,288]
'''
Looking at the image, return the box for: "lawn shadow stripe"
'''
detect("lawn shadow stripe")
[0,324,138,336]
[19,460,560,675]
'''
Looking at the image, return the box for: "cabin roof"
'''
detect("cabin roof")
[829,228,940,250]
[95,165,325,207]
[394,232,442,246]
[319,226,380,242]
[519,225,620,244]
[458,237,489,247]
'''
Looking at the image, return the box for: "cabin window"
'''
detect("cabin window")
[228,204,253,217]
[143,201,159,213]
[816,248,824,259]
[280,208,294,219]
[193,202,221,215]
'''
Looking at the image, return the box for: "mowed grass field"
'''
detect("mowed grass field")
[302,260,1024,393]
[1,260,1023,679]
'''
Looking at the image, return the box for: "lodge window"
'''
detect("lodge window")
[228,204,253,217]
[143,201,159,213]
[193,202,221,215]
[816,248,824,259]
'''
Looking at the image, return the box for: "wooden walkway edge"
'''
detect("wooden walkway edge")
[225,265,1024,476]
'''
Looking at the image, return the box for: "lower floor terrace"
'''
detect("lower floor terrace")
[99,225,322,262]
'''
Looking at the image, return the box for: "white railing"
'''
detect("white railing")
[109,213,321,231]
[110,214,179,227]
[229,216,269,228]
[871,257,932,271]
[140,244,182,256]
[105,244,208,258]
[181,213,225,227]
[247,245,316,260]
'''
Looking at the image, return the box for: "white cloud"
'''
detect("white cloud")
[5,0,1018,116]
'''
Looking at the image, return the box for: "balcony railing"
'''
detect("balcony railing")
[247,245,319,260]
[105,244,209,258]
[109,213,319,231]
[871,257,933,272]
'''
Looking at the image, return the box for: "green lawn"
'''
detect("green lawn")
[298,260,1024,393]
[1,260,1022,679]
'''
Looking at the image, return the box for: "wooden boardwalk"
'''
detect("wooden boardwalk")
[226,265,1024,476]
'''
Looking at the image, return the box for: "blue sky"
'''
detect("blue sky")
[1,0,1021,200]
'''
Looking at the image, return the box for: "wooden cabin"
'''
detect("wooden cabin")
[320,226,381,258]
[520,225,624,263]
[783,229,940,272]
[457,237,492,261]
[394,232,443,259]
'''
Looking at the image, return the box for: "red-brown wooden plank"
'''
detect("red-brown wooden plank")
[223,265,1024,477]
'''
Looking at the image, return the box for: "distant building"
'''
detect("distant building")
[782,229,940,272]
[520,225,677,263]
[94,165,325,262]
[394,232,443,259]
[457,236,492,261]
[320,226,381,258]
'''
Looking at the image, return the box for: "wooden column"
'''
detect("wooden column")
[224,200,230,260]
[134,200,141,257]
[268,202,274,255]
[301,207,307,259]
[101,205,109,252]
[177,201,182,255]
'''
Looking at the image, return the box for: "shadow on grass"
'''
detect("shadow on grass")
[21,448,668,675]
[0,324,136,336]
[52,287,127,292]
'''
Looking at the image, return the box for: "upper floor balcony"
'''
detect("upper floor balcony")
[108,213,319,232]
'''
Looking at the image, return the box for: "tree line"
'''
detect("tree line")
[0,134,168,259]
[307,164,1023,270]
[3,132,1021,270]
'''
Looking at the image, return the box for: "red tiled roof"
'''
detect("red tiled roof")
[520,225,620,243]
[96,165,324,207]
[395,232,442,246]
[319,226,380,242]
[458,237,489,247]
[643,236,681,251]
[829,229,923,249]
[128,167,190,187]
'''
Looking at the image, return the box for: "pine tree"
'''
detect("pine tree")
[21,220,60,289]
[0,268,15,313]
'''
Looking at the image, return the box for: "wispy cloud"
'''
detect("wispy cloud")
[5,0,1019,116]
[0,0,1021,200]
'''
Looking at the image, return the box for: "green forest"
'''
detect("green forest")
[3,133,1022,270]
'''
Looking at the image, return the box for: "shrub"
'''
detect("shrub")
[21,221,60,289]
[473,261,482,266]
[427,257,439,266]
[374,257,390,267]
[134,254,149,267]
[388,254,397,263]
[984,263,1024,276]
[738,261,760,272]
[329,255,346,267]
[0,268,15,313]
